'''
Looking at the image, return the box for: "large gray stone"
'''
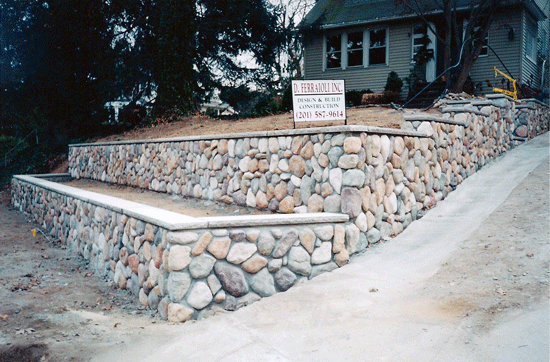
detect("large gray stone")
[188,254,216,279]
[311,242,332,265]
[341,187,362,218]
[272,229,298,258]
[249,268,276,297]
[366,228,381,244]
[345,223,361,254]
[324,194,341,213]
[227,243,257,264]
[167,271,191,302]
[274,267,297,291]
[342,169,365,187]
[287,246,311,276]
[186,281,213,310]
[310,262,339,279]
[338,155,359,169]
[328,147,344,166]
[257,231,275,256]
[214,262,249,297]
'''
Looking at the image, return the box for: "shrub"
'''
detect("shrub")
[384,71,403,93]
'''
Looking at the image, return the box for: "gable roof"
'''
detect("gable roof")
[301,0,546,29]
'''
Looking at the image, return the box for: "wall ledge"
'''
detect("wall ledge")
[69,125,429,148]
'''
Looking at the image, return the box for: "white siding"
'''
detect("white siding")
[303,22,413,93]
[469,11,523,93]
[520,11,540,87]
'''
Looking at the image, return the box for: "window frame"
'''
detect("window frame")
[323,27,388,71]
[525,27,537,64]
[346,30,365,68]
[324,33,343,70]
[463,20,489,58]
[367,27,388,66]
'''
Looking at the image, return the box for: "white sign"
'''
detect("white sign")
[292,80,346,123]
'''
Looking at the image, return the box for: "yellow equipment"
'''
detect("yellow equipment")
[493,67,518,100]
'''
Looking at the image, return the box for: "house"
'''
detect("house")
[301,0,549,100]
[200,98,237,116]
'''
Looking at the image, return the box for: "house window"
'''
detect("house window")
[326,34,342,69]
[473,31,488,57]
[369,29,387,65]
[526,29,536,62]
[347,31,364,67]
[464,21,488,57]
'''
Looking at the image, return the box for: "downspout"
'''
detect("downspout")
[541,59,546,89]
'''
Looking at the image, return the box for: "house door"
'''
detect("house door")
[425,24,436,82]
[412,23,437,82]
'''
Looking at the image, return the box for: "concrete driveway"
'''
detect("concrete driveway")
[93,133,549,362]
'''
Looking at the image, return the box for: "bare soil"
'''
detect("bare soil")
[92,107,405,143]
[60,179,272,217]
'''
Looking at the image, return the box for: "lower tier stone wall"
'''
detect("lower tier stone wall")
[11,175,349,322]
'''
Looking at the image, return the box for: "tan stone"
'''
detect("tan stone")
[375,178,385,205]
[391,153,401,169]
[344,137,362,154]
[300,142,314,159]
[318,154,329,167]
[218,139,228,155]
[293,189,302,206]
[168,245,192,271]
[321,182,333,197]
[119,247,129,266]
[142,241,152,261]
[128,254,139,274]
[139,288,149,306]
[154,246,163,268]
[335,248,349,267]
[258,159,269,173]
[291,136,303,154]
[333,224,345,253]
[248,158,259,173]
[256,191,268,209]
[144,223,155,242]
[279,196,295,213]
[268,138,280,153]
[394,137,405,155]
[266,184,275,201]
[289,156,306,178]
[206,237,231,259]
[274,182,287,201]
[360,186,371,212]
[241,254,268,273]
[299,228,316,254]
[167,303,194,323]
[192,232,212,256]
[366,211,376,230]
[246,229,260,242]
[307,194,324,213]
[385,175,395,196]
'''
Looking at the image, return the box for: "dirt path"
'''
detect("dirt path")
[0,190,177,362]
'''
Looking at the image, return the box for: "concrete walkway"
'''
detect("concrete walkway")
[94,133,549,362]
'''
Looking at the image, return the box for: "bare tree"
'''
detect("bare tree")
[395,0,501,92]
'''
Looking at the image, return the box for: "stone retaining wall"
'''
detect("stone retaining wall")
[11,175,348,322]
[68,96,548,248]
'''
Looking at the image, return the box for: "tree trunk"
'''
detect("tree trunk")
[451,53,477,93]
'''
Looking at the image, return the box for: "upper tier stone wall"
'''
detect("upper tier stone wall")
[69,95,548,248]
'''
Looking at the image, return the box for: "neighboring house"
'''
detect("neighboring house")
[105,88,156,123]
[301,0,549,99]
[200,99,237,116]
